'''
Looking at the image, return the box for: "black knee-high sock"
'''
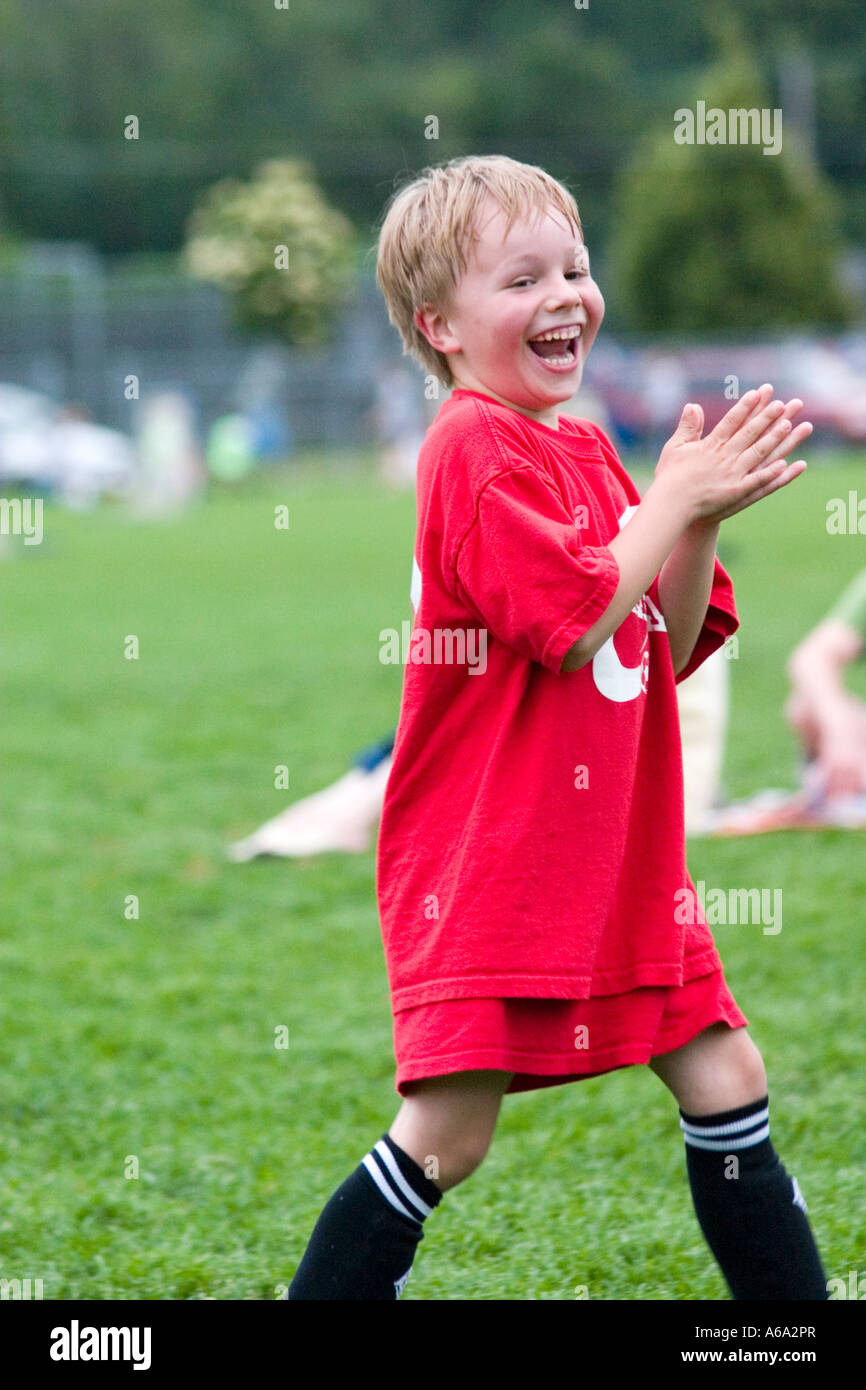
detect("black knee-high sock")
[287,1133,442,1300]
[680,1094,829,1300]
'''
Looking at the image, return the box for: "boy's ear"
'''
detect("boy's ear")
[414,302,460,355]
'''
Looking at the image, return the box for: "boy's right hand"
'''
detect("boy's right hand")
[654,383,811,526]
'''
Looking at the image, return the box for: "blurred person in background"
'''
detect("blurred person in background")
[786,568,866,801]
[705,568,866,833]
[228,733,394,860]
[370,361,430,487]
[134,391,205,512]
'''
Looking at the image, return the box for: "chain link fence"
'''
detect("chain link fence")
[0,244,403,450]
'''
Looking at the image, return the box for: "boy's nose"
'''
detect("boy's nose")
[547,281,583,307]
[545,290,583,313]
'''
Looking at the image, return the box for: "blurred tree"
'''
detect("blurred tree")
[0,1,863,255]
[607,14,853,333]
[181,158,357,344]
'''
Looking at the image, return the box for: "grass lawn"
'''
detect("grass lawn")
[2,446,864,1300]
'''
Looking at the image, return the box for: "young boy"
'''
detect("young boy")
[286,154,827,1301]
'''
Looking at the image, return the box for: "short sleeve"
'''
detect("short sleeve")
[666,556,739,685]
[452,465,620,672]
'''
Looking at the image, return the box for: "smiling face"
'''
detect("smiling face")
[414,197,604,429]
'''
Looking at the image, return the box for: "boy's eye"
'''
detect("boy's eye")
[510,267,588,288]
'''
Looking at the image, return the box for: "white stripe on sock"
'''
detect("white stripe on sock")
[361,1154,420,1222]
[683,1124,770,1152]
[680,1106,769,1140]
[373,1141,433,1220]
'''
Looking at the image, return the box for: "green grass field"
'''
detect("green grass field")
[2,447,864,1301]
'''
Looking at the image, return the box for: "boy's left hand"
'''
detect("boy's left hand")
[689,394,811,527]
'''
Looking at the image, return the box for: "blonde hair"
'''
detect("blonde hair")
[374,154,583,388]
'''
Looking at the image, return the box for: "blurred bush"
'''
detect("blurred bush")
[182,158,357,345]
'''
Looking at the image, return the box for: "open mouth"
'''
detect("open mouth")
[527,325,582,368]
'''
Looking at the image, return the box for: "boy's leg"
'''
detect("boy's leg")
[650,1022,828,1300]
[287,1070,512,1300]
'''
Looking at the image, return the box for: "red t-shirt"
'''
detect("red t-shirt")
[376,388,738,1013]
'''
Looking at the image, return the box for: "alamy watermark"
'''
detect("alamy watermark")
[674,101,782,156]
[674,879,782,935]
[0,497,43,545]
[826,1270,866,1299]
[379,621,487,675]
[1,1275,44,1299]
[826,491,866,535]
[49,1321,151,1370]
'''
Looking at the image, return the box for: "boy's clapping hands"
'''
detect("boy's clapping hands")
[656,383,811,526]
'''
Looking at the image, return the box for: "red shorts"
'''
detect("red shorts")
[393,969,748,1096]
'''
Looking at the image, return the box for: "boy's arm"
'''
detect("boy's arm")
[561,478,690,671]
[656,519,722,676]
[656,396,811,675]
[563,390,810,674]
[561,400,742,674]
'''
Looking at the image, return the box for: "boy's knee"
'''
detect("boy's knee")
[700,1026,768,1111]
[655,1024,769,1113]
[389,1072,508,1190]
[739,1034,768,1090]
[427,1134,492,1191]
[717,1023,765,1077]
[387,1118,495,1191]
